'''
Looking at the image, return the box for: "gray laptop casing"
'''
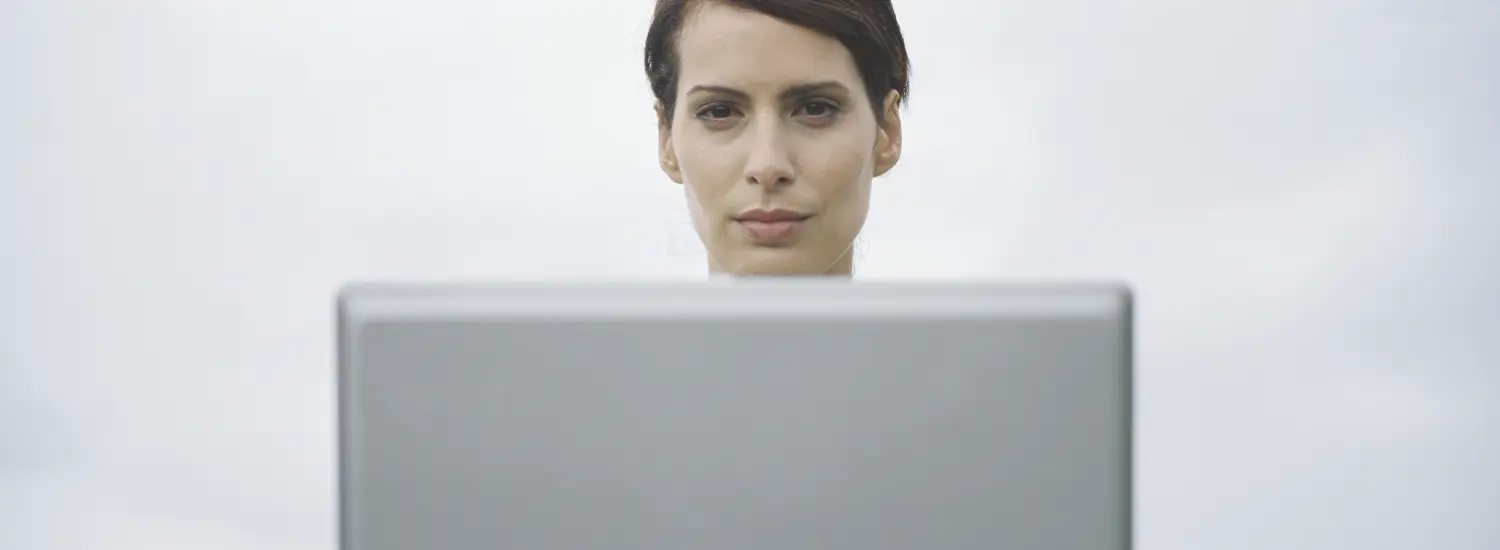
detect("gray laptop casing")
[338,280,1132,550]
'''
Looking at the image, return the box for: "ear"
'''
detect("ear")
[656,100,683,184]
[872,90,903,177]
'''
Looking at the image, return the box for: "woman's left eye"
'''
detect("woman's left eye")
[798,101,839,118]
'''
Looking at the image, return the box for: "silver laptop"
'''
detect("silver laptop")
[337,280,1133,550]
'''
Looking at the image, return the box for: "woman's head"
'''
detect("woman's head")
[645,0,910,275]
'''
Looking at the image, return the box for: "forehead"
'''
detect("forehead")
[675,2,864,94]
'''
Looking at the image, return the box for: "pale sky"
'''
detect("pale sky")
[2,0,1497,548]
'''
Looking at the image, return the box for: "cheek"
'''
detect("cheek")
[798,131,875,208]
[800,132,874,246]
[673,132,741,244]
[673,134,739,211]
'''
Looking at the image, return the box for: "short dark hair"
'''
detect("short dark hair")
[644,0,911,126]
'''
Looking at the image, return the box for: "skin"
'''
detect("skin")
[656,1,903,276]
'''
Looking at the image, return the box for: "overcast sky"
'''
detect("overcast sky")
[2,0,1497,548]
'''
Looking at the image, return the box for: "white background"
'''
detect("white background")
[2,0,1498,548]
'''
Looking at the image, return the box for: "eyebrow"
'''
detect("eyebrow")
[686,81,850,101]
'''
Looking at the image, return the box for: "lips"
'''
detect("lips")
[734,208,812,242]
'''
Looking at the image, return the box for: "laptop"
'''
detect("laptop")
[337,280,1132,550]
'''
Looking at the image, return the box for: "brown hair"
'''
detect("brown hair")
[644,0,911,126]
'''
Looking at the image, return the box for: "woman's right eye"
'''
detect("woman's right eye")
[696,104,739,120]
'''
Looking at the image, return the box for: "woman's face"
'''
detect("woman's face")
[657,1,902,275]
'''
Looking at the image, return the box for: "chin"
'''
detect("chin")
[716,247,833,276]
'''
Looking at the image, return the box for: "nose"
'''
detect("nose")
[742,123,795,188]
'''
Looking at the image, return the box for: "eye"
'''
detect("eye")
[795,100,841,120]
[695,103,740,121]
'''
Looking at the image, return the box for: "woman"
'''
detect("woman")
[644,0,910,276]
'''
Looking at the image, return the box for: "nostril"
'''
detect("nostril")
[746,174,794,187]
